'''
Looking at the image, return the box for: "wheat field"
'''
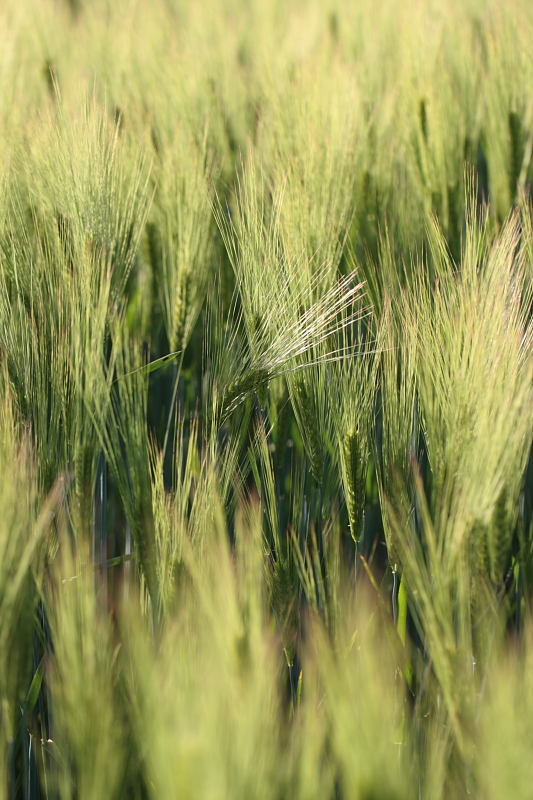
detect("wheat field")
[2,0,533,797]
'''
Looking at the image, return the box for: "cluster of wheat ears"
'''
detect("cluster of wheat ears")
[3,0,533,797]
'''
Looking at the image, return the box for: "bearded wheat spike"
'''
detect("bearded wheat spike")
[74,443,94,537]
[171,269,190,353]
[489,485,511,583]
[293,373,323,485]
[222,367,270,419]
[342,428,366,542]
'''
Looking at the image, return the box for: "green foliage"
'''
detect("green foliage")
[1,0,533,797]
